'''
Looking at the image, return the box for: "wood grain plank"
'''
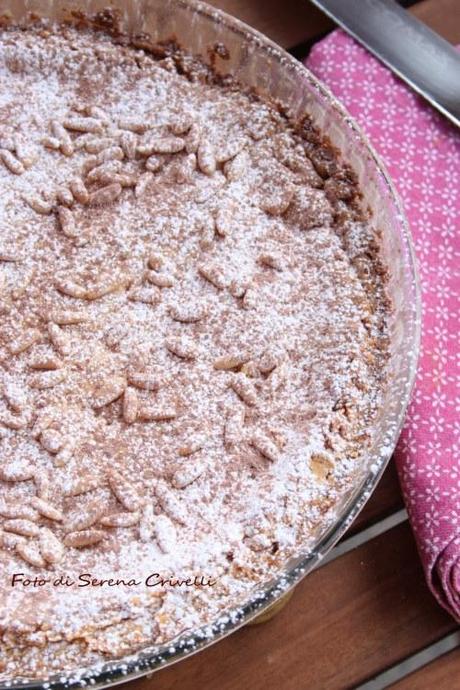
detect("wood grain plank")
[412,0,460,43]
[205,0,333,49]
[391,647,460,689]
[347,460,403,536]
[124,523,456,690]
[206,0,460,50]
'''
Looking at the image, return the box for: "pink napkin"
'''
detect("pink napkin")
[305,30,460,621]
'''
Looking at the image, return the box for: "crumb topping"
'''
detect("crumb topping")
[0,25,390,681]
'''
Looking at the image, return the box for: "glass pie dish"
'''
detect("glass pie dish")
[0,0,421,687]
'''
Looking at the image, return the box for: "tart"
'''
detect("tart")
[0,23,390,681]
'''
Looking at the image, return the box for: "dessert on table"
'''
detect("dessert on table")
[0,23,390,680]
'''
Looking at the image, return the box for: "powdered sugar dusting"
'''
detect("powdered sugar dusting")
[0,25,390,681]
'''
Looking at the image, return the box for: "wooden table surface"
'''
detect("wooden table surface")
[120,2,460,688]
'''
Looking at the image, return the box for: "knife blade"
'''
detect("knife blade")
[308,0,460,128]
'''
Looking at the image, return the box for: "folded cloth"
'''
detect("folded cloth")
[305,30,460,621]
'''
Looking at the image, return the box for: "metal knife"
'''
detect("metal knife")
[308,0,460,128]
